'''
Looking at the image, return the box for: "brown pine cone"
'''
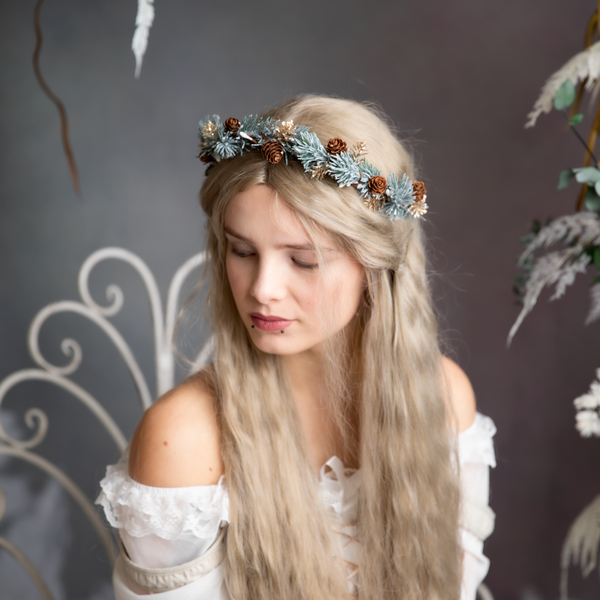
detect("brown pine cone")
[199,153,213,163]
[326,137,348,155]
[367,175,387,196]
[412,181,426,202]
[224,117,240,133]
[262,140,284,164]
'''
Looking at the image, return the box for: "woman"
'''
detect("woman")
[97,95,496,600]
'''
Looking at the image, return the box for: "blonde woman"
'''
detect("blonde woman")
[97,95,496,600]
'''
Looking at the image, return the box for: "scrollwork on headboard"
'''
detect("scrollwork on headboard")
[0,247,210,594]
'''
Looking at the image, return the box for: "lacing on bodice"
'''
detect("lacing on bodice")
[332,519,359,597]
[319,456,362,596]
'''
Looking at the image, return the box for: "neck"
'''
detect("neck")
[281,348,325,405]
[280,338,360,471]
[281,348,336,470]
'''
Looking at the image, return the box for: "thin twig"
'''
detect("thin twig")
[562,109,600,166]
[33,0,82,200]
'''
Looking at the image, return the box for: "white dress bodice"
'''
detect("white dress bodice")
[97,412,497,599]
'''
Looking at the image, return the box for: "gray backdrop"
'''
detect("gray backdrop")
[2,0,600,598]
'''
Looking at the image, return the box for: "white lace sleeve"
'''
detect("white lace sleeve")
[95,450,230,569]
[457,413,497,600]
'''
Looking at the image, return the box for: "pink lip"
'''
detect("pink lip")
[250,313,294,331]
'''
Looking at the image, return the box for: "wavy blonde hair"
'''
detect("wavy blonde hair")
[199,95,461,600]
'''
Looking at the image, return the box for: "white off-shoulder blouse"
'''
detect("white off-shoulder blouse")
[97,412,497,600]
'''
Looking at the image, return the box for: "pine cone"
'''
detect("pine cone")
[326,137,348,155]
[199,153,213,163]
[262,140,284,164]
[224,117,240,134]
[412,181,426,202]
[367,175,387,196]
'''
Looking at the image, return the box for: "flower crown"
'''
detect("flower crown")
[197,115,428,220]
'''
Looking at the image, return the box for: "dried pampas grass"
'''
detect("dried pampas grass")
[507,212,600,346]
[561,494,600,599]
[132,0,155,78]
[526,41,600,128]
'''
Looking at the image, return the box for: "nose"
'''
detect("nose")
[250,255,287,305]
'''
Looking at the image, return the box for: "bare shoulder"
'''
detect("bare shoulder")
[440,356,476,432]
[128,369,223,487]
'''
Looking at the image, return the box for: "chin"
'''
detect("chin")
[252,339,296,356]
[249,332,313,356]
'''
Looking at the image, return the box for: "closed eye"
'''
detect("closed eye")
[230,247,254,258]
[291,250,319,269]
[292,257,318,270]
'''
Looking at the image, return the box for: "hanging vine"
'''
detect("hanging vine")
[32,0,81,200]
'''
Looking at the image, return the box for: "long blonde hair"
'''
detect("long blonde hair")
[199,95,461,600]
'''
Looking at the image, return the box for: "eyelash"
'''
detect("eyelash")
[292,258,318,270]
[231,248,253,258]
[230,248,318,270]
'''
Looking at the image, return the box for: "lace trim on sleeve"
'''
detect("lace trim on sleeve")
[457,413,497,468]
[95,452,230,540]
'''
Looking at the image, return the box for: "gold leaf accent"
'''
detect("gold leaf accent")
[311,165,328,180]
[364,196,383,211]
[351,140,367,162]
[275,120,296,142]
[203,121,217,137]
[408,201,428,217]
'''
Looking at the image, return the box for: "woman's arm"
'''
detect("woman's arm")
[440,357,496,599]
[96,372,229,598]
[129,371,224,487]
[440,356,477,433]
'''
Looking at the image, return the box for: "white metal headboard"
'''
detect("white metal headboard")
[0,247,210,599]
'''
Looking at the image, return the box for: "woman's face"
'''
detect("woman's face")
[224,184,365,356]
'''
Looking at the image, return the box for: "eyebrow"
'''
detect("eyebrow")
[224,226,316,251]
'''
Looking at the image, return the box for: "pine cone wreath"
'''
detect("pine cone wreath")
[262,140,284,164]
[199,153,213,163]
[326,137,348,155]
[412,181,426,202]
[224,117,240,133]
[367,175,387,196]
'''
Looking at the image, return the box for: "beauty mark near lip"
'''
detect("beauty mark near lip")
[250,313,294,331]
